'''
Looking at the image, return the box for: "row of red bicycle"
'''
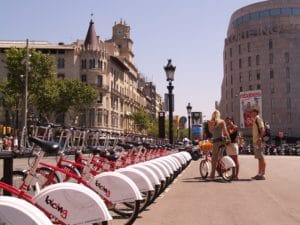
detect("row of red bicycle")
[0,124,192,225]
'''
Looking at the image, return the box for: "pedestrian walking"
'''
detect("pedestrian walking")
[5,136,12,151]
[225,117,239,180]
[207,110,230,180]
[251,108,266,180]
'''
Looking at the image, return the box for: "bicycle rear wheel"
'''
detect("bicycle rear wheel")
[199,160,210,179]
[58,164,81,182]
[148,184,160,204]
[112,200,140,225]
[124,190,151,213]
[35,166,61,187]
[92,222,108,225]
[12,169,60,196]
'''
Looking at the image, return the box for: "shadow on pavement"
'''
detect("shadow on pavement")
[181,177,252,183]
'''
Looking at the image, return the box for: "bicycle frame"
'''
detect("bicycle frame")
[39,156,142,203]
[199,144,235,181]
[0,137,112,225]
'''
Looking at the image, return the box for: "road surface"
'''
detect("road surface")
[1,154,300,225]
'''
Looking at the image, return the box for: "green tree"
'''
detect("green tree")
[147,117,159,137]
[31,77,97,122]
[0,47,55,126]
[130,109,151,133]
[0,47,97,125]
[56,79,97,122]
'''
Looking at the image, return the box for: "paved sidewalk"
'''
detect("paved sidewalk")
[1,154,300,225]
[135,155,300,225]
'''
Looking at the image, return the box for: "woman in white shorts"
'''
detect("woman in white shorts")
[225,117,239,180]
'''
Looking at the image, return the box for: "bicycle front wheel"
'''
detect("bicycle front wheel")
[220,167,235,182]
[12,170,27,189]
[199,160,210,179]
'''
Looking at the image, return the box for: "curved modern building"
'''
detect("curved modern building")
[219,0,300,140]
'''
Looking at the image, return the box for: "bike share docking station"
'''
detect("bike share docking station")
[0,151,13,195]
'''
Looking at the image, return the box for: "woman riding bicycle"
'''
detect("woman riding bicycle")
[207,110,230,180]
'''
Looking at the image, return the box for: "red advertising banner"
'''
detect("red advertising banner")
[239,90,262,128]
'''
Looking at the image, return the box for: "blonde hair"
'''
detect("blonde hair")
[211,110,221,122]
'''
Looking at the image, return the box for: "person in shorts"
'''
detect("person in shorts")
[208,110,231,180]
[225,117,239,180]
[251,108,266,180]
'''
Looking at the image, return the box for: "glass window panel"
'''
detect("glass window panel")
[260,10,269,18]
[271,83,275,93]
[250,12,259,20]
[256,71,260,80]
[270,8,281,16]
[256,55,260,65]
[292,8,300,15]
[285,52,290,63]
[269,39,273,49]
[237,17,243,25]
[243,14,250,22]
[286,82,291,93]
[281,8,292,16]
[270,69,274,79]
[269,53,274,64]
[287,98,291,109]
[286,67,290,78]
[81,74,87,82]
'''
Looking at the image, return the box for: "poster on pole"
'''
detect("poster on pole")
[191,112,202,139]
[239,90,262,128]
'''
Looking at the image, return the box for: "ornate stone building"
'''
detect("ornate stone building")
[0,19,163,133]
[219,0,300,139]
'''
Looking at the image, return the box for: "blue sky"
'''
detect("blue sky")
[1,0,263,120]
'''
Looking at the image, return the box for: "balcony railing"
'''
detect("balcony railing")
[100,84,109,91]
[91,83,109,92]
[111,88,122,97]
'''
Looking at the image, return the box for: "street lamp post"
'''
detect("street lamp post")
[164,59,176,145]
[24,39,29,131]
[186,103,192,140]
[20,39,30,148]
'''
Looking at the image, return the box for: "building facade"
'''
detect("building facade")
[0,19,163,133]
[219,0,300,139]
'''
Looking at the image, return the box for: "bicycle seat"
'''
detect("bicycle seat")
[87,146,108,157]
[117,143,134,150]
[28,136,60,153]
